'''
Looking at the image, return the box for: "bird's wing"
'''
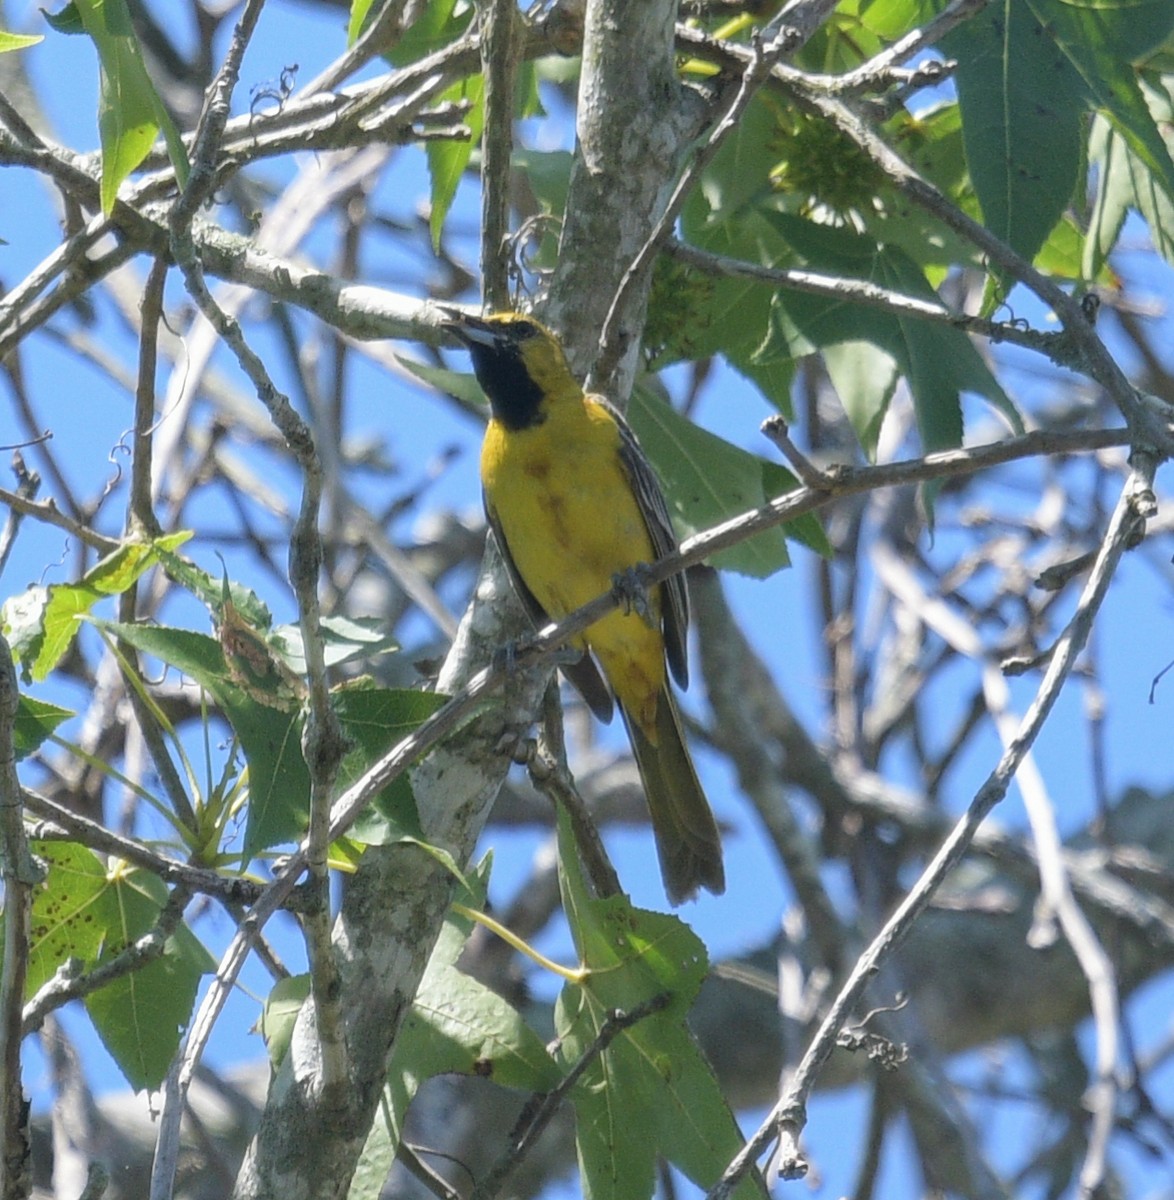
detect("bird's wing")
[600,396,690,690]
[483,494,615,723]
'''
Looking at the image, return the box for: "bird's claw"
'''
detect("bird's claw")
[491,638,528,675]
[493,636,582,673]
[611,564,655,626]
[496,731,534,764]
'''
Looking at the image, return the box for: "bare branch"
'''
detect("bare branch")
[716,464,1150,1193]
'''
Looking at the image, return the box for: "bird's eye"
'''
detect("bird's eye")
[513,320,539,340]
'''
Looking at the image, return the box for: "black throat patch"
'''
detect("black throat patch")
[469,342,547,431]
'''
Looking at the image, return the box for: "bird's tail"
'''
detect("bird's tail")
[622,688,725,905]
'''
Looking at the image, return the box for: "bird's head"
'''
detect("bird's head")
[439,308,581,430]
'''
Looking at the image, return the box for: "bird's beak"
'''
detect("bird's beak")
[436,305,498,348]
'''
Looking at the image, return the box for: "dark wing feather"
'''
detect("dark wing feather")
[483,495,615,723]
[600,396,690,689]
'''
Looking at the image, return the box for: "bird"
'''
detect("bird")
[439,307,725,904]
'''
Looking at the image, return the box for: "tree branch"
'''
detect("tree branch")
[716,464,1151,1193]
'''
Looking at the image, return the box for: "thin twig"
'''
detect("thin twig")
[172,0,268,225]
[114,262,201,835]
[873,535,1125,1195]
[710,467,1147,1195]
[396,1141,465,1200]
[0,454,40,580]
[663,238,1060,359]
[145,421,1135,1195]
[21,789,265,904]
[129,257,168,540]
[530,684,623,900]
[759,0,989,95]
[298,0,412,96]
[470,993,672,1200]
[760,416,835,489]
[0,486,118,555]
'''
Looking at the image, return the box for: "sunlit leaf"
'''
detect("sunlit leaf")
[83,866,213,1090]
[0,533,191,682]
[13,694,73,759]
[0,28,43,51]
[50,0,190,211]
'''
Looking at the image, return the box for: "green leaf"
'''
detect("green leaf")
[822,339,899,455]
[510,148,572,216]
[508,148,571,272]
[380,0,481,247]
[0,28,43,50]
[658,214,780,370]
[760,462,832,558]
[1040,212,1111,284]
[99,618,447,856]
[627,389,793,578]
[64,0,190,212]
[517,60,544,120]
[41,3,84,34]
[942,2,1085,273]
[1085,81,1174,276]
[427,71,484,249]
[760,211,1020,455]
[13,695,74,759]
[83,867,213,1090]
[386,0,471,66]
[554,806,766,1200]
[1035,0,1174,200]
[678,97,784,382]
[396,353,490,412]
[0,533,191,681]
[872,102,983,282]
[26,841,112,995]
[1085,113,1134,278]
[687,90,778,227]
[394,865,561,1092]
[346,0,376,45]
[856,0,938,39]
[259,973,311,1068]
[23,845,213,1091]
[350,1095,399,1200]
[942,0,1174,277]
[98,622,309,856]
[796,2,889,72]
[335,683,449,846]
[154,547,274,631]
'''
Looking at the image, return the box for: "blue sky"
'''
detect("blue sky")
[5,0,1174,1194]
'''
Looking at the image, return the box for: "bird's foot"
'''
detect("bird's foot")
[498,731,535,764]
[492,636,581,674]
[491,636,529,676]
[611,564,655,626]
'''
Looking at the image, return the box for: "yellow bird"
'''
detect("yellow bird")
[441,308,724,904]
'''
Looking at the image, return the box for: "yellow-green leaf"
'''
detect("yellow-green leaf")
[67,0,190,212]
[0,29,43,52]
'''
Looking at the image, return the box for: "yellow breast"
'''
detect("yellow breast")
[481,394,666,721]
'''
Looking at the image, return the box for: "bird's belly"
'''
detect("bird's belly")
[483,426,666,707]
